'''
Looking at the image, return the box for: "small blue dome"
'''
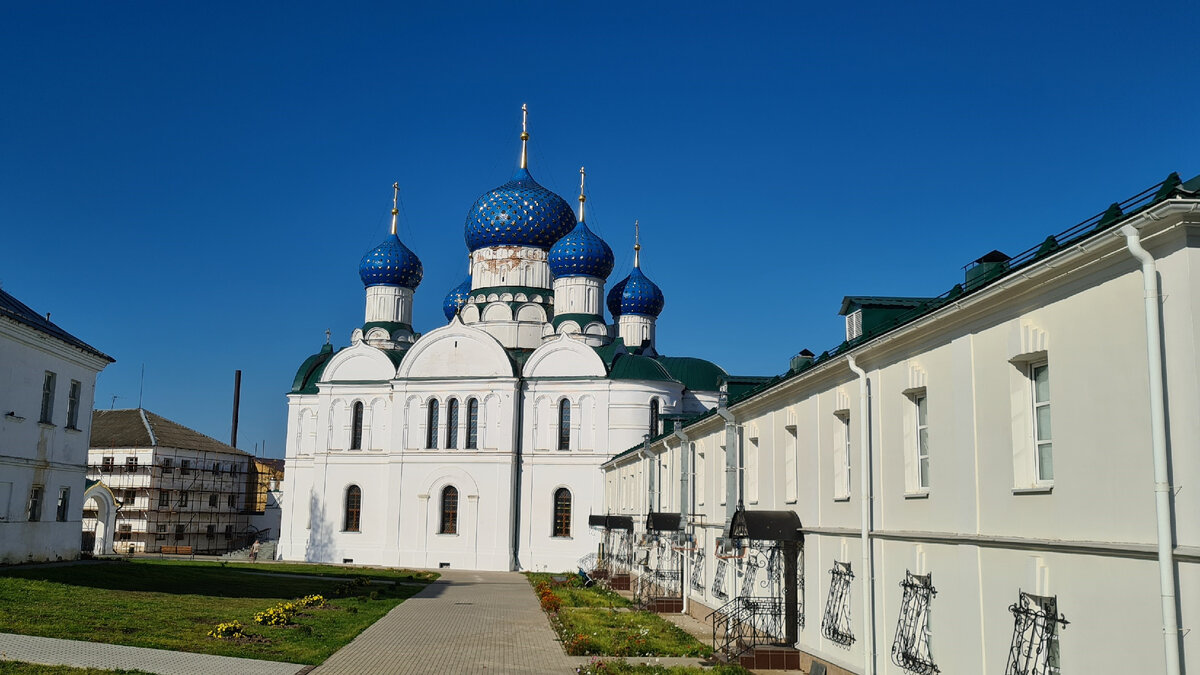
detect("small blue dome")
[359,234,423,288]
[443,275,472,320]
[607,266,665,318]
[464,168,576,252]
[548,220,614,279]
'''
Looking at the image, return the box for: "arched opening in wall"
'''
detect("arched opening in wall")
[553,488,571,537]
[558,399,571,451]
[440,486,458,534]
[350,402,364,450]
[466,399,479,449]
[81,494,109,555]
[446,399,459,449]
[426,400,439,449]
[344,485,361,532]
[649,399,660,438]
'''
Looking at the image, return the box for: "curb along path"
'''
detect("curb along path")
[0,632,306,675]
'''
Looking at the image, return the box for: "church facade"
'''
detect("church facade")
[277,109,730,572]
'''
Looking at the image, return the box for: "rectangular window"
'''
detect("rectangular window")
[230,463,239,478]
[719,445,727,505]
[118,524,132,541]
[211,462,221,476]
[180,460,191,475]
[66,380,81,429]
[175,524,185,540]
[696,448,706,506]
[40,372,56,424]
[27,485,43,521]
[224,524,233,539]
[833,412,851,500]
[56,487,70,522]
[1031,362,1053,483]
[101,456,114,473]
[208,494,218,508]
[180,491,189,507]
[228,494,236,509]
[158,491,170,508]
[821,561,855,645]
[891,572,937,672]
[206,524,216,539]
[125,456,138,473]
[122,489,136,505]
[156,524,167,541]
[916,394,930,490]
[161,458,173,474]
[746,431,759,504]
[1005,591,1066,675]
[784,426,798,503]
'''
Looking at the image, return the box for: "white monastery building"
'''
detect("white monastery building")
[0,286,112,563]
[278,108,735,572]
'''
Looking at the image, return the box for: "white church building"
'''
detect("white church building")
[277,109,732,572]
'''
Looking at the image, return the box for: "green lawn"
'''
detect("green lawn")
[576,661,750,675]
[0,560,434,665]
[0,664,151,675]
[527,572,631,608]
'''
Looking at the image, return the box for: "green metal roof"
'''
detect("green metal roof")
[654,356,728,392]
[592,338,628,369]
[291,344,335,394]
[608,353,678,383]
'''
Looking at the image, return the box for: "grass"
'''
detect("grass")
[0,664,152,675]
[526,573,710,658]
[526,572,631,608]
[0,560,435,664]
[576,660,750,675]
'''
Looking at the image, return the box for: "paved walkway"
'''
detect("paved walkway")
[0,632,305,675]
[313,569,580,675]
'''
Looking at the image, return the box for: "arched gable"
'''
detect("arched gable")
[397,319,514,379]
[319,342,397,383]
[523,333,607,378]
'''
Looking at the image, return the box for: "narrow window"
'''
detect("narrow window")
[227,494,236,509]
[125,456,138,473]
[175,524,185,540]
[28,485,43,521]
[821,561,856,645]
[161,458,173,474]
[557,399,571,451]
[344,485,361,532]
[1031,363,1052,482]
[350,401,364,450]
[916,394,930,489]
[466,399,479,449]
[156,524,167,541]
[55,487,70,522]
[66,380,81,429]
[180,491,189,507]
[211,462,221,476]
[784,426,798,503]
[39,372,56,424]
[446,399,459,449]
[834,413,852,500]
[158,491,170,507]
[206,524,216,539]
[1005,592,1067,675]
[224,524,233,540]
[208,493,218,508]
[553,488,571,537]
[891,572,937,672]
[649,399,660,438]
[181,460,191,475]
[101,457,114,473]
[440,486,458,534]
[426,400,440,449]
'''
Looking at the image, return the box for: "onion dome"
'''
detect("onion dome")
[548,168,614,278]
[607,266,665,318]
[359,234,423,288]
[443,275,472,320]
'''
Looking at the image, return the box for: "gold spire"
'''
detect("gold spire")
[390,182,400,236]
[519,103,529,170]
[633,219,641,268]
[578,166,586,221]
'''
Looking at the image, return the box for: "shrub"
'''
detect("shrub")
[207,620,246,639]
[298,594,326,608]
[540,588,562,613]
[254,605,295,626]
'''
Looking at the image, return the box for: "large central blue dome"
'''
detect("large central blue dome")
[548,220,614,279]
[359,234,423,288]
[607,266,665,318]
[464,168,576,252]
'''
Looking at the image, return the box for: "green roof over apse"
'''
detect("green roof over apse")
[608,353,679,383]
[654,356,728,392]
[291,343,335,394]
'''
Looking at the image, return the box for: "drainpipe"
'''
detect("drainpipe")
[674,428,691,613]
[846,355,876,675]
[716,401,739,535]
[642,435,655,515]
[1119,224,1182,675]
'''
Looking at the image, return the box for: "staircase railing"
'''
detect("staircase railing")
[707,596,785,660]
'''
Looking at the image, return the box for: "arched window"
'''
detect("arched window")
[446,399,459,449]
[344,485,361,532]
[553,488,571,537]
[440,486,458,534]
[557,399,571,451]
[350,402,364,450]
[649,399,660,438]
[426,400,439,449]
[466,399,479,449]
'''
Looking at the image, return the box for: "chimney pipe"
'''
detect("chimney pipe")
[231,370,242,447]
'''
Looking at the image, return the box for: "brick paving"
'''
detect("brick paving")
[0,632,305,675]
[312,569,581,675]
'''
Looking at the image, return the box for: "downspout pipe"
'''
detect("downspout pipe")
[1119,224,1182,675]
[716,404,739,541]
[641,435,655,515]
[674,428,691,614]
[846,355,876,675]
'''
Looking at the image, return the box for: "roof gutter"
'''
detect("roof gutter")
[846,355,876,675]
[1119,220,1185,675]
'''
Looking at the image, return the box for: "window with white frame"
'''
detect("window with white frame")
[55,487,69,522]
[39,372,56,424]
[1030,362,1052,483]
[916,394,930,489]
[28,485,43,521]
[66,380,81,429]
[746,428,759,504]
[891,571,937,673]
[719,444,727,505]
[784,424,798,503]
[904,389,930,493]
[1005,591,1066,675]
[696,446,705,505]
[833,411,851,500]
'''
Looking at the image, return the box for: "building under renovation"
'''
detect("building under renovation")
[85,409,265,554]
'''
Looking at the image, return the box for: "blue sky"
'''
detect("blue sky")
[2,2,1195,457]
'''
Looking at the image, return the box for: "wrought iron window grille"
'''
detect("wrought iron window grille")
[891,571,939,674]
[1005,591,1068,675]
[712,558,730,601]
[821,561,855,646]
[690,548,706,592]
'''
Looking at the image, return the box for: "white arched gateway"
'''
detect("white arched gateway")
[81,480,118,556]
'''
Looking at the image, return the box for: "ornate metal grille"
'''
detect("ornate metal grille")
[821,561,855,646]
[1005,592,1068,675]
[891,571,938,674]
[690,547,705,592]
[712,558,730,601]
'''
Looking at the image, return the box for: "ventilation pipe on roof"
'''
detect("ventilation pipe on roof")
[1119,224,1182,675]
[846,355,876,675]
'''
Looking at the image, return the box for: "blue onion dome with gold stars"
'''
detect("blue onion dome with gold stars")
[464,167,576,252]
[359,234,423,288]
[442,275,472,320]
[608,267,665,318]
[548,220,614,279]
